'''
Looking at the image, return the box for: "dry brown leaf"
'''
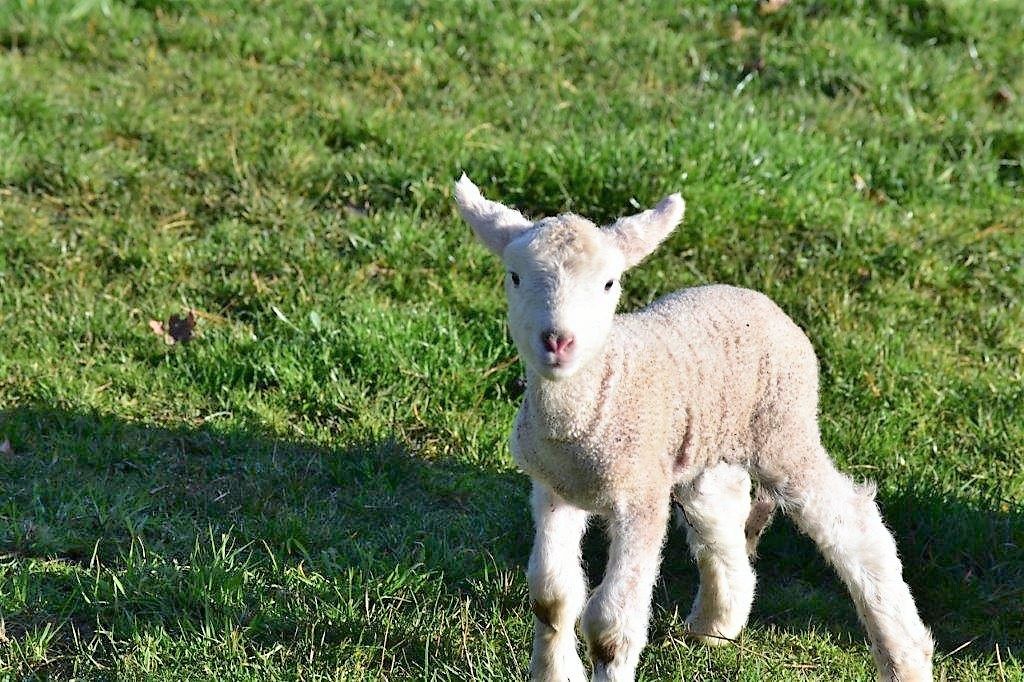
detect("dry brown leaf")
[758,0,791,16]
[149,311,197,345]
[167,311,197,343]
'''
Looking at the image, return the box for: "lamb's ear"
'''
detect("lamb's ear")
[454,174,533,256]
[605,194,686,268]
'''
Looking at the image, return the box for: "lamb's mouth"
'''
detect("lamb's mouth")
[542,355,569,369]
[540,356,575,375]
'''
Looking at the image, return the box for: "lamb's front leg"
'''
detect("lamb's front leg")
[528,482,590,682]
[581,495,670,682]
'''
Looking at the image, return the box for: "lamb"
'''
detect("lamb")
[453,174,934,682]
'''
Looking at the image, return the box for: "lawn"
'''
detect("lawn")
[0,0,1021,679]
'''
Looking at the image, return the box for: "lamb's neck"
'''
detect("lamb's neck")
[524,344,614,440]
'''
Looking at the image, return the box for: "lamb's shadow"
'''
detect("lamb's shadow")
[0,405,531,665]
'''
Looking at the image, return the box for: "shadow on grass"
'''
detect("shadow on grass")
[1,405,1020,670]
[0,405,532,672]
[0,406,530,574]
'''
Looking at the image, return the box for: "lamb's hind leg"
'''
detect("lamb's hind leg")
[760,438,934,682]
[674,462,757,646]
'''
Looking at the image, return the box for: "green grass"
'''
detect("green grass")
[0,0,1021,678]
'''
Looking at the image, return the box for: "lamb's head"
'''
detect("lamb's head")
[454,174,685,381]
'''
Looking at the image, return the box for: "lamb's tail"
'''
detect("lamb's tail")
[744,484,778,557]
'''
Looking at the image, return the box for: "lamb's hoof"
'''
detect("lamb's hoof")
[878,665,933,682]
[874,638,934,682]
[878,671,931,682]
[531,650,588,682]
[684,616,741,647]
[877,656,933,682]
[532,662,587,682]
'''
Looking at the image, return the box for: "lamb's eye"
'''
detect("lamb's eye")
[604,279,615,291]
[510,272,520,287]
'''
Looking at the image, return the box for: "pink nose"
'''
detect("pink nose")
[542,330,575,357]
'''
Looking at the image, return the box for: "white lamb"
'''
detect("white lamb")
[454,174,934,682]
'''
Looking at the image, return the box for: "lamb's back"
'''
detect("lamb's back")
[612,284,818,475]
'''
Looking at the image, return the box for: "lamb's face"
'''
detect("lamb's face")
[501,216,626,380]
[453,174,685,383]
